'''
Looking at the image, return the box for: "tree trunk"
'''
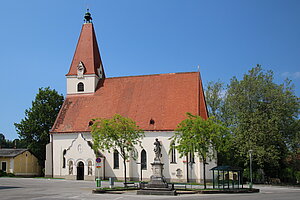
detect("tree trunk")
[123,157,127,184]
[203,158,207,189]
[186,154,189,183]
[121,148,127,184]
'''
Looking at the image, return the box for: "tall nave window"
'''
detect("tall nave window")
[113,150,119,169]
[170,143,176,163]
[141,149,147,170]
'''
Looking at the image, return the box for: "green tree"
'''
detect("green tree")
[205,80,226,122]
[225,65,300,179]
[171,113,230,188]
[91,114,144,184]
[205,81,241,167]
[0,133,13,148]
[14,87,64,169]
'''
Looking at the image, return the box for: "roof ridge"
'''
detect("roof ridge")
[105,71,198,80]
[0,148,28,150]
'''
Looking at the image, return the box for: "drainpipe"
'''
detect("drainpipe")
[51,134,54,178]
[103,157,106,180]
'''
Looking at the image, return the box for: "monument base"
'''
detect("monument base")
[137,188,177,196]
[147,161,168,188]
[137,161,176,195]
[147,175,169,188]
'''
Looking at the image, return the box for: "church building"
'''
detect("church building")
[45,11,215,182]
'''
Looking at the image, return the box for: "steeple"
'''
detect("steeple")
[66,10,105,95]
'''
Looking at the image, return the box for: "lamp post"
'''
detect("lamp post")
[249,149,253,189]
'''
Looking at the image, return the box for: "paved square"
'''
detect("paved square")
[1,178,300,200]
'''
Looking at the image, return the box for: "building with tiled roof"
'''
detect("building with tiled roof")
[0,148,40,176]
[45,10,215,182]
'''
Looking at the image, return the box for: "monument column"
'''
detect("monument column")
[137,138,176,195]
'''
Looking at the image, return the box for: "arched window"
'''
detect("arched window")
[69,160,73,175]
[62,149,67,168]
[88,160,92,175]
[77,82,84,92]
[141,149,147,170]
[171,143,176,163]
[189,152,195,163]
[113,150,119,169]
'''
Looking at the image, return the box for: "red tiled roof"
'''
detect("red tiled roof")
[66,23,105,77]
[51,72,208,133]
[0,149,28,157]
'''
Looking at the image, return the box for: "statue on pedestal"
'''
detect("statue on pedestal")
[137,138,176,195]
[153,138,162,161]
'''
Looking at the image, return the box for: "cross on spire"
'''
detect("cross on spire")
[84,9,92,23]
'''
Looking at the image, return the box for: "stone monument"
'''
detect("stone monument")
[137,138,176,195]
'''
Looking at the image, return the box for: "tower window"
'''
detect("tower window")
[113,150,119,169]
[77,82,84,92]
[141,149,147,170]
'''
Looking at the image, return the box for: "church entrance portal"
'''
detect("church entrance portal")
[77,161,84,180]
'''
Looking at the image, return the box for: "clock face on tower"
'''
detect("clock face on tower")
[77,61,85,79]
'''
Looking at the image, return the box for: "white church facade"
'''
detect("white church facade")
[45,11,216,182]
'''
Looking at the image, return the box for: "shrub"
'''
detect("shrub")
[0,170,7,177]
[7,173,15,177]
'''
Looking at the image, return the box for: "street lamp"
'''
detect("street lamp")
[249,149,253,189]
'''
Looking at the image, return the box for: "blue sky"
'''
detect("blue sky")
[1,0,299,140]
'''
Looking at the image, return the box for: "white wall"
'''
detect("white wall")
[51,131,216,182]
[52,133,100,180]
[45,143,52,177]
[66,74,100,95]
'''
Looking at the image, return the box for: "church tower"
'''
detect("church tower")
[66,10,105,95]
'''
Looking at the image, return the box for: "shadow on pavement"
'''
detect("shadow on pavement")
[0,186,22,190]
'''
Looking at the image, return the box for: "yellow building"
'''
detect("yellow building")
[0,149,40,176]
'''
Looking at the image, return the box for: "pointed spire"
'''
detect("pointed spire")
[66,12,105,79]
[198,69,209,120]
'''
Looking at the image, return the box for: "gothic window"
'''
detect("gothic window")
[62,149,67,168]
[69,160,73,175]
[141,149,147,170]
[88,160,92,175]
[189,152,195,163]
[170,143,176,163]
[77,82,84,92]
[113,150,119,169]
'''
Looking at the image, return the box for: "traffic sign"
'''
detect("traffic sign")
[96,157,102,163]
[96,162,101,168]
